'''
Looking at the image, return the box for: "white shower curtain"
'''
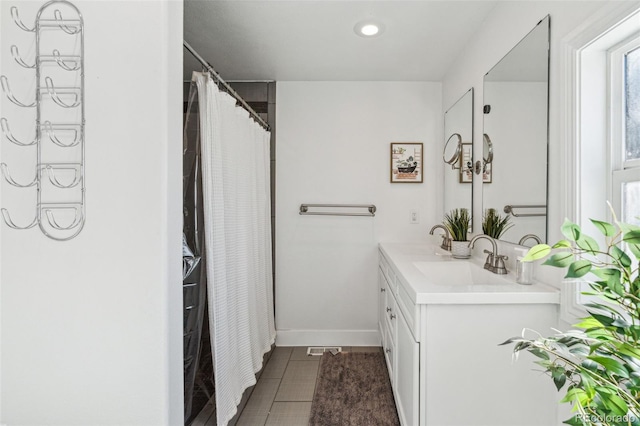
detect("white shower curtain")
[193,72,276,426]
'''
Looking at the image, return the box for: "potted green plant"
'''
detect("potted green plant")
[502,209,640,425]
[482,208,513,239]
[443,208,471,258]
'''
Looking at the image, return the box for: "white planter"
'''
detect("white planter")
[450,241,471,259]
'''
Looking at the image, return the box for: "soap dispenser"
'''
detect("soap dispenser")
[514,247,533,285]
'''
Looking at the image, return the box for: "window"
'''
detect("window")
[625,47,640,162]
[611,36,640,227]
[559,5,640,323]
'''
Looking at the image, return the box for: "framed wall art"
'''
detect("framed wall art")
[483,162,492,183]
[459,143,473,183]
[390,142,423,183]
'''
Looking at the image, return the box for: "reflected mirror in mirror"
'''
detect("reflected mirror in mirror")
[444,88,473,228]
[483,16,549,244]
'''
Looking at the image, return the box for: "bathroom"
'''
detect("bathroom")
[1,0,639,425]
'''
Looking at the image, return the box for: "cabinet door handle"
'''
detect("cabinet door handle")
[385,348,391,354]
[380,287,386,292]
[390,313,396,320]
[386,307,391,312]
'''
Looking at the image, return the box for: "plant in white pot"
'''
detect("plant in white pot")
[443,208,471,259]
[502,209,640,425]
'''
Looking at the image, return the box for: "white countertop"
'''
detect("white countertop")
[379,241,560,305]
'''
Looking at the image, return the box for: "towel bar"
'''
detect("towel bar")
[299,204,376,217]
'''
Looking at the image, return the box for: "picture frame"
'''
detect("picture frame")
[390,142,423,183]
[459,143,473,183]
[483,162,492,183]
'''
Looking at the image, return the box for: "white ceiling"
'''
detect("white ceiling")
[183,1,499,82]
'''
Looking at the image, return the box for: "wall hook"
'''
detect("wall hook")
[11,45,36,69]
[53,9,81,34]
[52,49,80,71]
[42,121,82,147]
[0,163,37,187]
[1,75,36,108]
[43,205,83,230]
[10,6,36,32]
[1,208,37,229]
[44,76,81,108]
[1,118,37,147]
[45,164,82,188]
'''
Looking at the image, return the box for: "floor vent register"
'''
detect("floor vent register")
[307,346,342,356]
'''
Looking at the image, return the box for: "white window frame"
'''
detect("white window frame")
[559,3,640,324]
[610,36,640,218]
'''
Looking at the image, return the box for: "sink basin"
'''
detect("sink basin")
[412,261,512,286]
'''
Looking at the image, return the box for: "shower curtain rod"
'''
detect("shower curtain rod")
[183,41,271,131]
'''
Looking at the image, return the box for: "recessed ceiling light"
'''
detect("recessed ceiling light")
[361,24,379,36]
[354,21,385,38]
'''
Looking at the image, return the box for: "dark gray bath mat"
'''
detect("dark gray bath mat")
[309,351,400,426]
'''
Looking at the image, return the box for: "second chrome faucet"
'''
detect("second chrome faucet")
[468,234,508,275]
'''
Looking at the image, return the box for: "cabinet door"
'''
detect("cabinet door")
[383,323,395,383]
[378,266,388,341]
[396,310,419,426]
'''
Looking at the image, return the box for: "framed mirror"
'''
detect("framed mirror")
[444,88,473,227]
[482,16,550,245]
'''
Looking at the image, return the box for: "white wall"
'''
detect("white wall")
[276,81,441,345]
[0,1,183,424]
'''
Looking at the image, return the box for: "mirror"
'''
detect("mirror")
[444,88,473,226]
[482,16,549,245]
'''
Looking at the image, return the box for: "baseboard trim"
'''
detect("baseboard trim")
[275,329,381,347]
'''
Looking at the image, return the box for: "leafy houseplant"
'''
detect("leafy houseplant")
[503,212,640,426]
[444,208,471,241]
[444,208,471,259]
[482,208,513,239]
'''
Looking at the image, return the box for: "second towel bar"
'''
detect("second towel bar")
[503,204,547,218]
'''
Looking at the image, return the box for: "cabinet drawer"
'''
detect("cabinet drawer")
[396,281,419,341]
[379,251,397,293]
[379,253,390,280]
[383,324,395,382]
[385,289,398,341]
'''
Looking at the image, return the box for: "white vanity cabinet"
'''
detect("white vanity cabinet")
[378,243,561,426]
[395,307,419,426]
[378,252,419,426]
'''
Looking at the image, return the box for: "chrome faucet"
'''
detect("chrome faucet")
[518,233,542,246]
[429,224,452,251]
[468,234,509,275]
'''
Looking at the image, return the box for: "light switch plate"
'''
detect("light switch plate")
[410,210,419,224]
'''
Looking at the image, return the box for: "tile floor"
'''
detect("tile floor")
[234,346,383,426]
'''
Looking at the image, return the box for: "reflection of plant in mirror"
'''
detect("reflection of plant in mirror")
[482,208,513,239]
[443,208,471,241]
[501,210,640,425]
